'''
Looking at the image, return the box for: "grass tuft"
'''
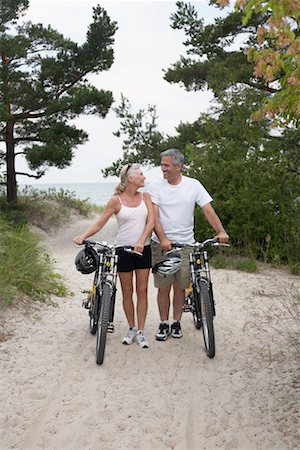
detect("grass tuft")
[211,254,258,272]
[0,215,72,310]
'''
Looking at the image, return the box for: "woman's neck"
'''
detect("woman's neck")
[123,185,139,197]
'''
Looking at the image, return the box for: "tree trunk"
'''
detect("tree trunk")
[5,121,18,203]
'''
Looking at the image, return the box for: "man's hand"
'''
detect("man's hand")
[215,231,229,243]
[160,238,172,252]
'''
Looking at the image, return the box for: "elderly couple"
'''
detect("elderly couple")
[73,149,229,349]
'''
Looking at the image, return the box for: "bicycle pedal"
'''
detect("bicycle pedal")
[107,323,115,333]
[182,305,192,312]
[82,299,91,309]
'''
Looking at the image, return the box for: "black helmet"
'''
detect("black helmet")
[75,247,98,274]
[152,256,182,277]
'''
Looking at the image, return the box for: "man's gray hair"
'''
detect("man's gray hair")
[161,149,185,166]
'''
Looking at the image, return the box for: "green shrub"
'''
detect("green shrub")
[0,215,70,309]
[211,254,258,272]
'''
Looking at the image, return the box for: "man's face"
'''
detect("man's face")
[161,156,182,182]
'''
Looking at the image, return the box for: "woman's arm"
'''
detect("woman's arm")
[73,196,120,245]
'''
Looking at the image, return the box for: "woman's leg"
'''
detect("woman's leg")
[135,268,150,330]
[118,271,135,328]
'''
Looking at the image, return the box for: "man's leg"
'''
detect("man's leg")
[170,283,185,339]
[157,285,171,321]
[173,283,185,321]
[155,285,172,341]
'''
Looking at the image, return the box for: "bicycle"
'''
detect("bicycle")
[171,238,229,359]
[80,240,142,365]
[79,239,118,365]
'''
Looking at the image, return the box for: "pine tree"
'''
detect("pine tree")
[0,0,117,202]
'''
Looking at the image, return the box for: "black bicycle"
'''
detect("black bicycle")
[80,240,141,365]
[80,240,119,365]
[180,238,229,358]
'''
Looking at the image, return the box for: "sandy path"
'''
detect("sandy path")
[0,217,299,450]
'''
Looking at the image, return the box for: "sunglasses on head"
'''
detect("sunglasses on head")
[125,164,132,174]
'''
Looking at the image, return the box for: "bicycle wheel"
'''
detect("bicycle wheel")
[96,282,111,365]
[192,287,202,330]
[199,280,215,358]
[89,293,99,335]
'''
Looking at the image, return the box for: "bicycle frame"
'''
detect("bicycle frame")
[188,247,215,316]
[181,238,229,358]
[96,246,118,296]
[80,240,119,364]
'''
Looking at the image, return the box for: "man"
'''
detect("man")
[148,149,229,341]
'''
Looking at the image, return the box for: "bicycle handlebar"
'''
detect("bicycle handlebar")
[83,240,143,256]
[166,238,230,253]
[83,239,116,250]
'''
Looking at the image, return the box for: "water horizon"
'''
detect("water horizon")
[19,181,117,206]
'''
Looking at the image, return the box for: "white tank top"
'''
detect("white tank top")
[115,193,150,246]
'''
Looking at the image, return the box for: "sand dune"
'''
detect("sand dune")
[0,216,299,450]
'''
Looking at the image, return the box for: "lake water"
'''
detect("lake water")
[19,182,117,206]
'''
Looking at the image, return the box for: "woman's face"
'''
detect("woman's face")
[129,169,145,188]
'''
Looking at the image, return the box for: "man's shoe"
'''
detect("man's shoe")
[122,327,137,345]
[155,322,170,341]
[136,330,149,348]
[171,321,183,338]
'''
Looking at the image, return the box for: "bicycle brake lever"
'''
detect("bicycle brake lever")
[166,246,182,255]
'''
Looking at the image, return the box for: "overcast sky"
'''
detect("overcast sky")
[14,0,231,184]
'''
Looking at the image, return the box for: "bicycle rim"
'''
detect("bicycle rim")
[96,283,112,365]
[200,281,215,358]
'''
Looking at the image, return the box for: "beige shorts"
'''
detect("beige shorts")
[151,240,192,289]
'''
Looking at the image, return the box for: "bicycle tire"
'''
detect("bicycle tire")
[200,280,215,358]
[96,282,111,365]
[192,287,202,330]
[89,293,99,335]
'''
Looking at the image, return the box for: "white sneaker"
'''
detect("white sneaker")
[136,330,149,349]
[122,327,137,345]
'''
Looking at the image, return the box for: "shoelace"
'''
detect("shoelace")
[126,329,135,338]
[136,332,146,341]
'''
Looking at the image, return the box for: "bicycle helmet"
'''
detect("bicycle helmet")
[152,256,183,277]
[75,247,98,274]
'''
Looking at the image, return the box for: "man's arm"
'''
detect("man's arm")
[202,203,229,243]
[153,204,172,251]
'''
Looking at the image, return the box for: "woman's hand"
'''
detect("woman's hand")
[73,236,84,245]
[134,240,144,254]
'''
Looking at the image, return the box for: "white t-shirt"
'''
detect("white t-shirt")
[147,176,212,244]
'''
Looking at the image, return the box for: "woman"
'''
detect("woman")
[73,164,154,348]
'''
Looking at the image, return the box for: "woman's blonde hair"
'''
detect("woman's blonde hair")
[114,163,141,194]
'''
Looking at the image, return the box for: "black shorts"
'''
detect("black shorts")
[116,245,152,273]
